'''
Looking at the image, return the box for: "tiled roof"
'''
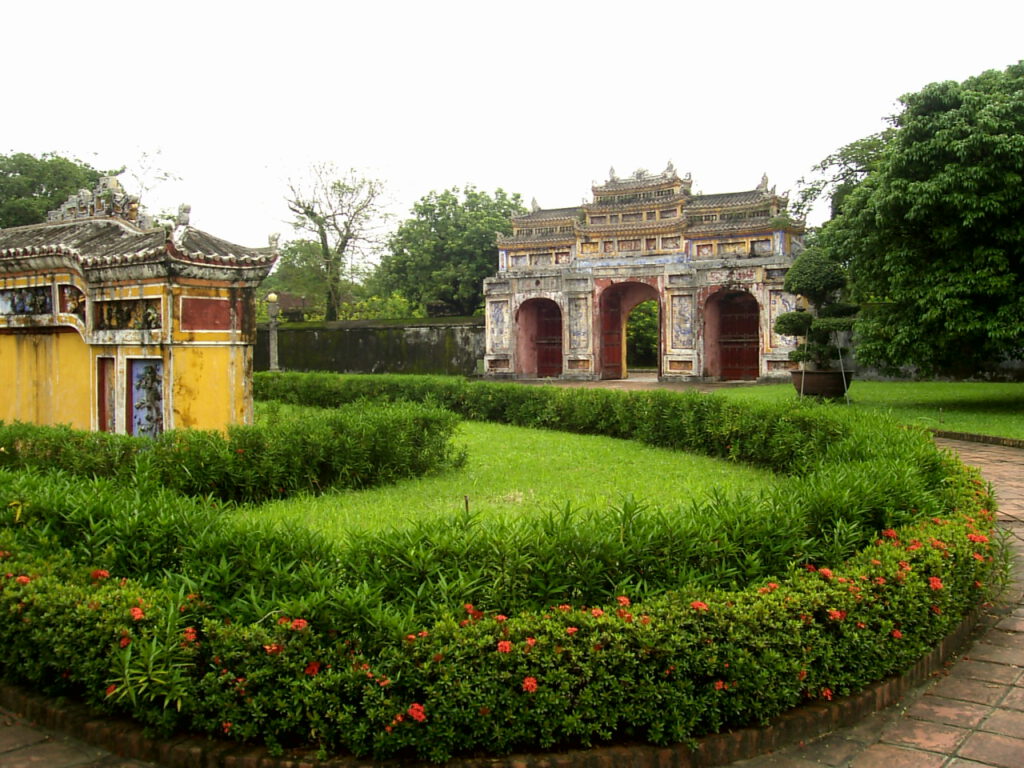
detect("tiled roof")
[0,218,276,270]
[687,189,773,209]
[512,206,582,222]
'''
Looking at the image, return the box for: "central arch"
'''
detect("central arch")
[598,281,661,380]
[703,290,760,380]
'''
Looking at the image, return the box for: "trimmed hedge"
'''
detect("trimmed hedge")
[0,497,999,760]
[0,373,1005,761]
[0,399,463,503]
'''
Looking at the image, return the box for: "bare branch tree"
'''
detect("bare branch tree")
[286,163,386,321]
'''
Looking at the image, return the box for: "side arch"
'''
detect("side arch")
[515,298,563,377]
[703,289,760,380]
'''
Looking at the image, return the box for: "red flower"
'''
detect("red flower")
[522,676,538,693]
[497,640,512,653]
[714,680,726,690]
[525,636,537,647]
[405,634,416,642]
[222,721,232,734]
[119,634,131,648]
[804,563,818,572]
[967,533,989,543]
[105,683,117,697]
[591,608,604,617]
[495,614,508,622]
[15,575,30,585]
[827,609,847,622]
[758,582,779,594]
[818,568,834,580]
[973,552,985,561]
[263,643,284,655]
[557,604,572,612]
[407,702,427,722]
[640,615,651,625]
[690,601,709,611]
[566,626,579,635]
[821,687,833,701]
[616,595,631,607]
[277,616,290,625]
[928,577,943,591]
[617,609,634,622]
[882,529,898,539]
[290,618,309,631]
[931,604,942,615]
[90,569,110,581]
[182,627,197,644]
[129,606,145,621]
[304,661,321,676]
[891,629,903,639]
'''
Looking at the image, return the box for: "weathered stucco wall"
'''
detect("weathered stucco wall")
[0,329,92,429]
[254,319,485,375]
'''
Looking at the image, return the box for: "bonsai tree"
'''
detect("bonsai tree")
[773,247,858,370]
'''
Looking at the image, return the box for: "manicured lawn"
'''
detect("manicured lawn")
[714,381,1024,440]
[240,419,777,537]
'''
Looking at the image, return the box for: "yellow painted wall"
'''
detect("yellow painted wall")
[170,345,253,431]
[0,330,92,428]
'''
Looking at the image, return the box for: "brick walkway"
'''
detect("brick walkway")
[732,438,1024,768]
[1,437,1021,768]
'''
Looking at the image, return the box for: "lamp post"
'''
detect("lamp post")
[266,292,280,372]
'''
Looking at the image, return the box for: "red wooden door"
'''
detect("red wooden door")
[718,293,759,380]
[601,292,623,379]
[535,302,563,377]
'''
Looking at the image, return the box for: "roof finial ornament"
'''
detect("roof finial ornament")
[531,197,540,213]
[758,173,769,192]
[609,166,618,181]
[268,233,280,252]
[665,160,676,176]
[176,204,191,227]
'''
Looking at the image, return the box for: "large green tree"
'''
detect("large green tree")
[374,187,526,316]
[827,61,1024,377]
[0,152,104,228]
[286,164,386,321]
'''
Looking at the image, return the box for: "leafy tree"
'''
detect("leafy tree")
[286,164,386,321]
[626,300,659,367]
[374,187,526,316]
[826,61,1024,377]
[0,152,104,228]
[261,239,335,319]
[791,131,894,221]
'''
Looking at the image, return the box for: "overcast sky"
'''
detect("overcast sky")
[4,1,1022,253]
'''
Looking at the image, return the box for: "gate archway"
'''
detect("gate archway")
[598,282,660,380]
[704,290,760,380]
[516,298,563,377]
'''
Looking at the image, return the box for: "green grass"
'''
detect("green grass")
[237,419,777,538]
[714,381,1024,440]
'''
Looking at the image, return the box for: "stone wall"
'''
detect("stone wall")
[254,319,485,375]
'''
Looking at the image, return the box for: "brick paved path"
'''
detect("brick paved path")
[1,436,1021,768]
[732,438,1024,768]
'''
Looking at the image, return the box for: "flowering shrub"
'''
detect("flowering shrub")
[0,374,1006,761]
[0,489,999,761]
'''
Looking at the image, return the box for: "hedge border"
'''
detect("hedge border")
[0,601,985,768]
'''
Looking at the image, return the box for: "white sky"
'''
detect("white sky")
[4,0,1022,253]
